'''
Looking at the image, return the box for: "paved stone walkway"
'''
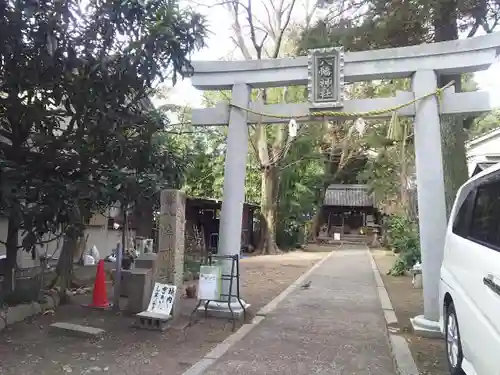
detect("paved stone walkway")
[200,249,397,375]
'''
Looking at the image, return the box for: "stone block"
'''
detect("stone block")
[42,295,55,310]
[49,322,105,338]
[0,310,6,331]
[44,289,61,307]
[73,264,98,285]
[6,303,34,325]
[135,253,158,271]
[135,311,171,331]
[197,300,249,320]
[112,269,132,297]
[412,273,423,289]
[135,253,158,287]
[14,274,41,302]
[127,268,153,314]
[31,302,42,315]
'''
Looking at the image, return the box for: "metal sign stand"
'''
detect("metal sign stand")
[188,253,246,331]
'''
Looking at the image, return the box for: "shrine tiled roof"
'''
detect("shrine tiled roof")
[324,184,374,207]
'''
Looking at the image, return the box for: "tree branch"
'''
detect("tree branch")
[467,21,481,37]
[261,1,277,40]
[247,124,263,166]
[271,0,297,58]
[239,0,268,58]
[228,0,253,59]
[0,231,65,250]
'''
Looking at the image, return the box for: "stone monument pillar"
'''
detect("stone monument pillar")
[411,70,448,337]
[158,189,186,318]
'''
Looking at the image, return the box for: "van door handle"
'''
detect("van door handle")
[483,274,500,297]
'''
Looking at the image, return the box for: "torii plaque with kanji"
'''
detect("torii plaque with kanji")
[308,47,345,108]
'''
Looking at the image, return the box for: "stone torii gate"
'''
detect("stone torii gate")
[189,33,500,335]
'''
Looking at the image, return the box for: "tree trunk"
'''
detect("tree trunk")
[309,211,321,242]
[309,184,328,242]
[55,233,78,299]
[258,166,280,254]
[439,110,469,217]
[135,196,154,238]
[51,211,85,297]
[434,0,469,219]
[3,215,19,296]
[73,234,88,264]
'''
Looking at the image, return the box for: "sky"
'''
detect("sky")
[160,3,500,110]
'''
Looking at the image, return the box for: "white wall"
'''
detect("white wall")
[83,226,132,259]
[0,217,60,268]
[0,217,133,268]
[466,129,500,176]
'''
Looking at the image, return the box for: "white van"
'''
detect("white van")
[440,163,500,375]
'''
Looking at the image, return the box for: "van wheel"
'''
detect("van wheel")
[445,302,465,375]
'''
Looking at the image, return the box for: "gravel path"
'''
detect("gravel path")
[0,251,326,375]
[201,249,397,375]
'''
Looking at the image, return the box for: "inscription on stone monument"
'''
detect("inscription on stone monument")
[157,189,186,318]
[308,47,344,108]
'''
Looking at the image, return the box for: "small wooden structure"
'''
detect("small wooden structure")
[319,184,381,240]
[185,197,259,253]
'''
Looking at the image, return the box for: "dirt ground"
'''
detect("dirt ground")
[371,249,448,375]
[0,251,326,375]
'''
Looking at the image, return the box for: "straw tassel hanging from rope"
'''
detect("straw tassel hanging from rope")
[387,111,406,141]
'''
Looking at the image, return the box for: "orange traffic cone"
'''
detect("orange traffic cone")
[88,259,110,309]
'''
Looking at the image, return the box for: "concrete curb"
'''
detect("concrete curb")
[0,290,62,333]
[367,249,419,375]
[181,250,336,375]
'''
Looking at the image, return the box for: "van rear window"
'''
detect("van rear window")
[452,192,474,237]
[468,182,500,249]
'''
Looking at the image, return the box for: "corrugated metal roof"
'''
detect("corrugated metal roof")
[324,184,374,207]
[467,126,500,148]
[472,162,498,176]
[477,162,497,170]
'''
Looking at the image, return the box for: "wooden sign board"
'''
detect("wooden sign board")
[147,283,177,316]
[198,265,222,301]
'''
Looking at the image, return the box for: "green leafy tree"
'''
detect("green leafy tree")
[275,123,326,247]
[299,0,500,274]
[0,0,206,296]
[301,0,500,217]
[468,110,500,139]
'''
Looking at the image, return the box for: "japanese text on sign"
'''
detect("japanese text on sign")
[147,282,177,316]
[198,265,221,300]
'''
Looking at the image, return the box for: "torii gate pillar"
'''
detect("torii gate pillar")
[199,83,251,317]
[411,70,448,336]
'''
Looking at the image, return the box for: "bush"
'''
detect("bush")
[276,220,306,250]
[385,214,421,276]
